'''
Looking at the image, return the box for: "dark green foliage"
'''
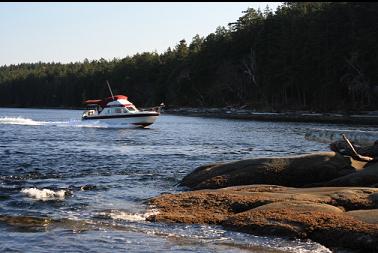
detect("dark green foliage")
[1,2,378,112]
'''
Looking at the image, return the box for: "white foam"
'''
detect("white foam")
[104,209,160,222]
[21,188,67,200]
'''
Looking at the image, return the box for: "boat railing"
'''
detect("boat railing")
[140,103,165,113]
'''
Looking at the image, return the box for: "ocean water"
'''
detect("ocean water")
[0,107,370,253]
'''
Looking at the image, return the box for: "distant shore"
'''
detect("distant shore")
[164,107,378,125]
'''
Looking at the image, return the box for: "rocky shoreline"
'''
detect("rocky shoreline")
[146,152,378,252]
[164,107,378,125]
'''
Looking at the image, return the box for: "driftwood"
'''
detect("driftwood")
[330,134,376,162]
[341,134,374,162]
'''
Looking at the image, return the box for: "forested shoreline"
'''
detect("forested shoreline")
[1,2,378,112]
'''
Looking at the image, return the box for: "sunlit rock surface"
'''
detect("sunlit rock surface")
[147,185,378,251]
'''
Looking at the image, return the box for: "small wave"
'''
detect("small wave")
[98,209,160,222]
[21,188,67,201]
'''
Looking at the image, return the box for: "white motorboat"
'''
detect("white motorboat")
[81,81,165,129]
[82,94,163,127]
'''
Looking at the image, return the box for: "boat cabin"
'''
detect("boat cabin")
[82,95,139,118]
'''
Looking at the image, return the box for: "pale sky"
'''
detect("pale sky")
[0,2,282,66]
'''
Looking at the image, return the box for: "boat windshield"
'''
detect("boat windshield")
[86,104,98,110]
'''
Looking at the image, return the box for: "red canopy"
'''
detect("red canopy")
[83,95,128,107]
[84,99,102,104]
[110,95,128,100]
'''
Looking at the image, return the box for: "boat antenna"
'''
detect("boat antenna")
[106,80,115,100]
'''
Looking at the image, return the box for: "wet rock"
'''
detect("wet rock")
[180,152,357,190]
[0,214,54,232]
[0,214,127,233]
[147,185,378,251]
[79,184,98,191]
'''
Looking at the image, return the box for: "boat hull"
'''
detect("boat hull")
[82,113,159,127]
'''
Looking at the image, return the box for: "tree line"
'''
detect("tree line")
[1,2,378,112]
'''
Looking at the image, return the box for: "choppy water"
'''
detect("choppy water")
[1,108,373,253]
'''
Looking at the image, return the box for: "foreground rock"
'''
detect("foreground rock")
[180,152,363,190]
[147,185,378,251]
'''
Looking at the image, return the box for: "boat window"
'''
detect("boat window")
[114,108,122,114]
[126,106,135,112]
[121,108,128,113]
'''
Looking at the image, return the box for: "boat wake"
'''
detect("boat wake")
[0,116,139,129]
[0,116,48,126]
